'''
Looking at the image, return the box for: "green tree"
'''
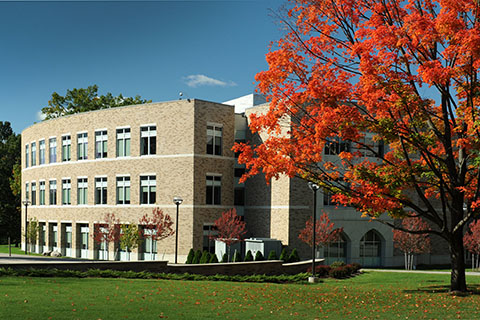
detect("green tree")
[186,249,195,264]
[287,248,300,263]
[209,253,219,263]
[279,248,288,262]
[192,250,202,264]
[0,122,21,244]
[26,218,40,253]
[244,250,254,262]
[199,251,211,264]
[267,250,277,260]
[254,251,264,261]
[41,85,151,120]
[119,224,142,261]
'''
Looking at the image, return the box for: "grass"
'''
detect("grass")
[1,271,480,319]
[0,245,42,256]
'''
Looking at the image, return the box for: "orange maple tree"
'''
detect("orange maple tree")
[211,208,247,261]
[299,211,343,248]
[93,213,120,259]
[235,0,480,291]
[139,208,175,242]
[393,217,431,270]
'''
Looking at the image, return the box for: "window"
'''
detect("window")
[207,124,222,155]
[206,175,221,205]
[140,126,156,155]
[116,128,131,157]
[25,145,29,168]
[95,177,108,205]
[31,142,36,166]
[116,176,131,204]
[356,137,385,158]
[25,182,29,201]
[360,230,383,267]
[95,130,108,159]
[49,138,57,163]
[31,182,36,205]
[39,140,46,165]
[140,175,156,204]
[234,168,245,178]
[62,179,71,205]
[77,178,88,205]
[39,181,45,205]
[203,224,218,253]
[324,137,350,155]
[77,133,88,160]
[234,188,245,206]
[49,180,57,205]
[62,135,71,162]
[324,233,348,264]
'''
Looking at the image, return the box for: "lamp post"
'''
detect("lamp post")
[308,182,319,282]
[173,196,183,264]
[22,200,31,255]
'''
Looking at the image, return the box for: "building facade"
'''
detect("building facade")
[21,95,450,266]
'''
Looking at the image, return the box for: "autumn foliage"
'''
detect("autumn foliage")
[139,208,175,242]
[234,0,480,291]
[463,220,480,270]
[211,209,247,247]
[299,211,343,248]
[93,213,120,245]
[393,217,431,270]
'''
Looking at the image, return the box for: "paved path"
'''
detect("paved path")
[0,252,89,264]
[364,268,480,276]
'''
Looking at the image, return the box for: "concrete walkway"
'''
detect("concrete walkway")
[363,268,480,276]
[0,252,89,264]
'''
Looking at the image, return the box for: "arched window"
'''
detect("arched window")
[324,232,348,264]
[360,230,383,267]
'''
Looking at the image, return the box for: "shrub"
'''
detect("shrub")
[244,250,254,262]
[349,263,361,273]
[279,248,288,261]
[221,253,228,263]
[209,253,219,263]
[233,250,242,262]
[307,265,331,277]
[267,250,277,260]
[199,251,211,264]
[287,248,300,263]
[192,250,202,264]
[186,249,195,264]
[330,261,346,268]
[329,266,351,279]
[255,251,264,261]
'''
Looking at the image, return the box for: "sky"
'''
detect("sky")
[0,0,286,133]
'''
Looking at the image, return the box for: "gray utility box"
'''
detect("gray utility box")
[215,240,243,261]
[245,238,282,259]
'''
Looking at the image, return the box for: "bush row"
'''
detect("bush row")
[185,249,277,264]
[307,262,361,279]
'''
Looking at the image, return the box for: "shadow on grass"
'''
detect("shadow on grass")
[404,284,480,296]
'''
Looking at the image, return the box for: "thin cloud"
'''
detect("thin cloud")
[184,74,237,88]
[36,110,46,121]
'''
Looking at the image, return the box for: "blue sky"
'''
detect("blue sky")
[0,0,286,133]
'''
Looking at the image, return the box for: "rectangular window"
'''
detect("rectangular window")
[39,140,46,165]
[95,177,107,205]
[39,181,45,205]
[206,175,221,205]
[62,135,71,162]
[95,130,108,159]
[140,126,156,155]
[31,142,36,166]
[116,128,131,157]
[324,137,350,155]
[234,167,245,178]
[49,138,57,163]
[77,178,88,205]
[140,175,156,204]
[25,182,29,201]
[49,180,57,205]
[62,179,71,205]
[234,187,245,206]
[207,124,223,155]
[116,176,131,204]
[25,145,29,168]
[77,133,88,160]
[31,182,36,205]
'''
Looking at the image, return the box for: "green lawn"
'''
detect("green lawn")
[1,271,480,319]
[0,244,43,256]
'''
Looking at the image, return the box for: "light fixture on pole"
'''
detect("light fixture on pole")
[308,182,319,283]
[173,196,183,264]
[22,200,31,255]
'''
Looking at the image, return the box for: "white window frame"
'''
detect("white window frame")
[49,137,57,163]
[116,127,131,157]
[95,130,108,159]
[206,123,223,156]
[62,179,71,205]
[116,176,131,205]
[39,140,46,165]
[95,177,108,205]
[77,132,88,160]
[140,175,156,204]
[77,178,88,205]
[62,135,71,162]
[140,125,156,156]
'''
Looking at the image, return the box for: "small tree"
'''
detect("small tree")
[267,250,277,260]
[192,250,202,264]
[186,249,195,264]
[288,248,300,263]
[139,208,175,260]
[255,251,264,261]
[232,250,242,263]
[279,248,288,261]
[393,217,431,270]
[119,224,142,261]
[26,218,40,253]
[93,213,120,260]
[464,220,480,270]
[209,253,219,263]
[244,250,254,262]
[221,253,228,263]
[210,208,247,262]
[200,251,211,264]
[299,212,343,256]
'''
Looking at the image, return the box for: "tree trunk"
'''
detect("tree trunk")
[449,232,467,292]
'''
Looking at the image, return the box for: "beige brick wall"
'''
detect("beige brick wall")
[21,100,235,261]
